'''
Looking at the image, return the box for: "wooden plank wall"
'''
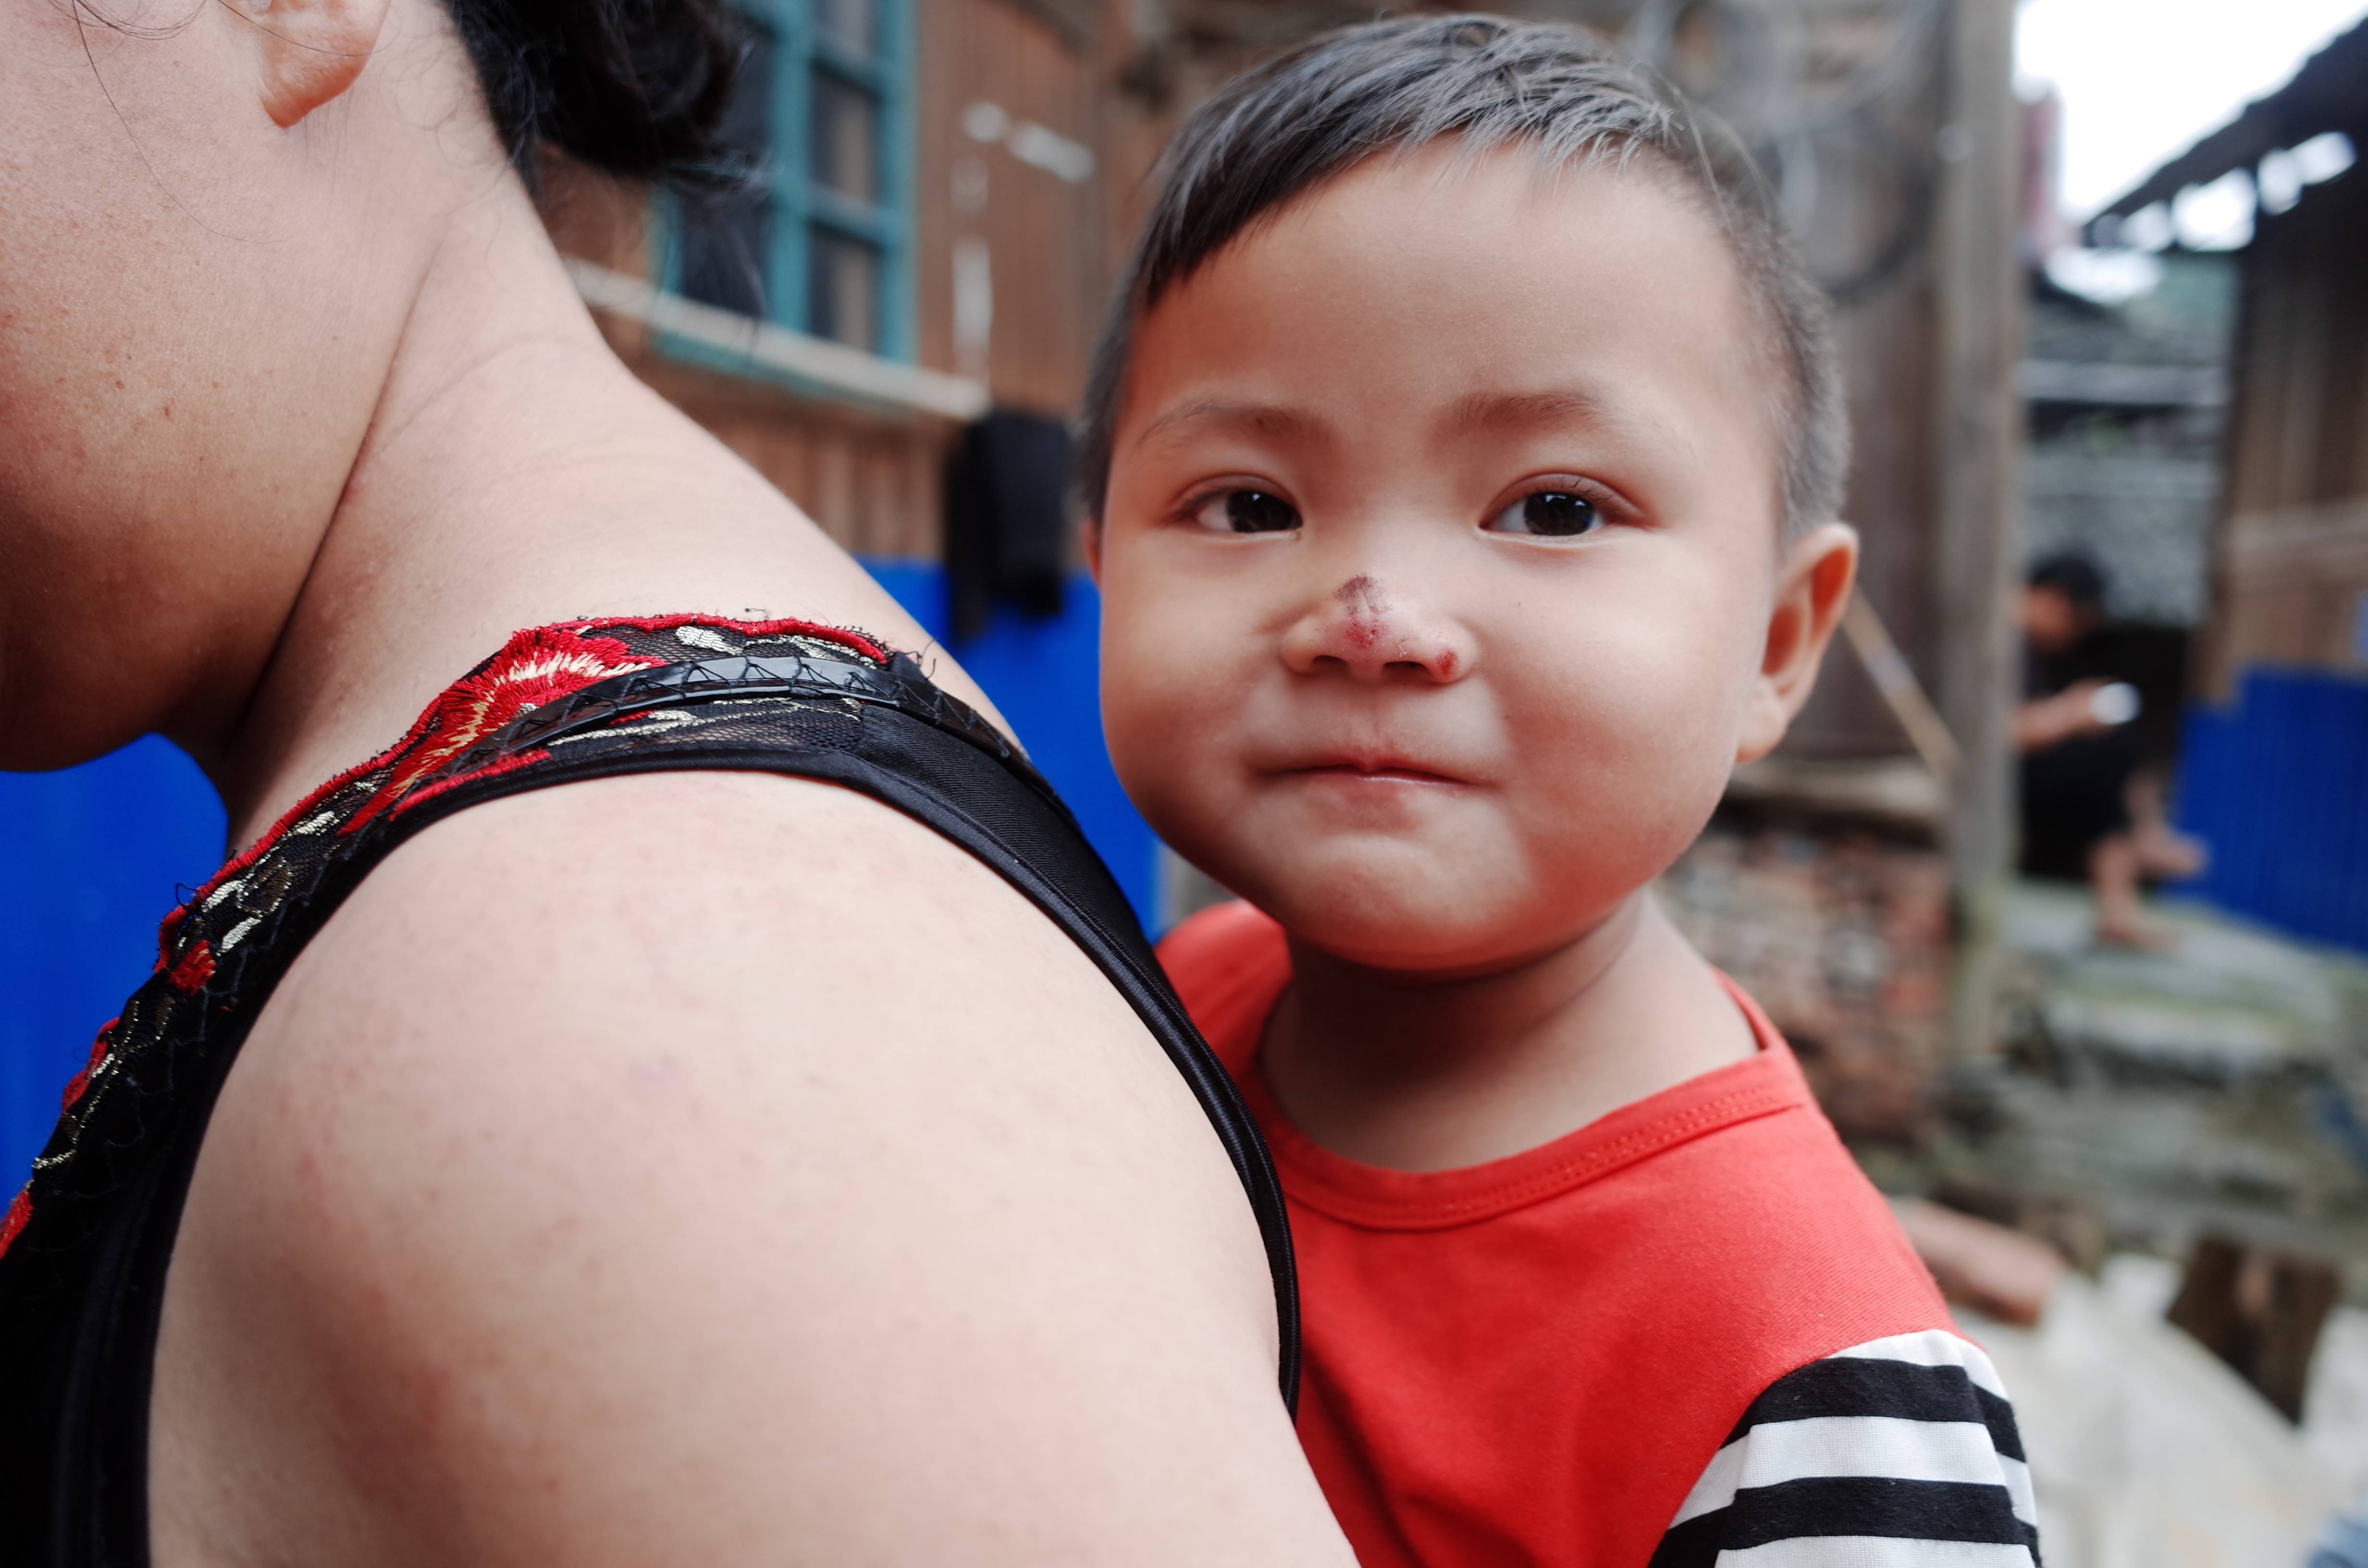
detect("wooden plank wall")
[547,0,1106,564]
[1796,106,1949,760]
[916,0,1105,413]
[2204,167,2368,693]
[546,0,2004,673]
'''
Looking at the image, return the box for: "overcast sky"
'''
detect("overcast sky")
[2016,0,2366,216]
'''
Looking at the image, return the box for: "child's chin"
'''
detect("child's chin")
[1265,880,1544,974]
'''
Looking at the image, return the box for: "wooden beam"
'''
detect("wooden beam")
[1930,0,2025,1059]
[567,259,992,423]
[1843,590,1964,781]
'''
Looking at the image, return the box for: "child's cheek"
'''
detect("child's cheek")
[1506,603,1754,906]
[1095,566,1243,856]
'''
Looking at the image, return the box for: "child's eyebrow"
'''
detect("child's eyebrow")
[1440,384,1697,470]
[1134,400,1327,453]
[1440,387,1614,437]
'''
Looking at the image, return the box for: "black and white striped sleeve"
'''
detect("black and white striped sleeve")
[1648,1330,2040,1568]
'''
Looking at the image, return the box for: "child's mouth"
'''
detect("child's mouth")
[1286,761,1466,787]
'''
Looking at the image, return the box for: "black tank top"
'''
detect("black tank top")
[0,614,1299,1566]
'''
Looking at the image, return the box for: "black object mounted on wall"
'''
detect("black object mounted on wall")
[943,409,1074,643]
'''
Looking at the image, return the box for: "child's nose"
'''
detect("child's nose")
[1282,574,1477,684]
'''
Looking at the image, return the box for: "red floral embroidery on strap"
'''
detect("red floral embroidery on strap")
[345,627,662,832]
[149,905,190,978]
[387,746,551,821]
[165,942,215,994]
[58,1020,119,1115]
[0,614,896,1267]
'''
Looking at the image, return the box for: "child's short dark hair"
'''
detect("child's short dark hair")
[1076,14,1849,541]
[2027,551,2107,610]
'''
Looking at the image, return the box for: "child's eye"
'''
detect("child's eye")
[1190,489,1301,535]
[1484,491,1602,538]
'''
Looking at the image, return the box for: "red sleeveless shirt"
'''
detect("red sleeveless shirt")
[1160,900,1973,1568]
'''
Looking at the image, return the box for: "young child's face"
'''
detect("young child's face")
[1094,144,1839,973]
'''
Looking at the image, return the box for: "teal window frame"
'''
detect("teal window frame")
[660,0,916,362]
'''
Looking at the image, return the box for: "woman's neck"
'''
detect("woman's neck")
[1259,893,1756,1172]
[204,187,982,849]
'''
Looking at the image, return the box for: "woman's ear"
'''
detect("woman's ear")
[1082,518,1104,586]
[1736,521,1859,764]
[239,0,393,129]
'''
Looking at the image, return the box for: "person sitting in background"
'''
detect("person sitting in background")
[2017,551,2205,946]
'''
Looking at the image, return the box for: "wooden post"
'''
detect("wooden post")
[1930,0,2025,1059]
[2168,1235,2343,1423]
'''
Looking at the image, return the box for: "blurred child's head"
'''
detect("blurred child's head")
[1085,16,1861,973]
[2022,552,2107,654]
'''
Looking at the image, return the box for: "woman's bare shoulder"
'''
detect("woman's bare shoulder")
[152,770,1350,1567]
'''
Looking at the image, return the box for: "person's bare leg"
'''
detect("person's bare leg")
[2126,771,2207,881]
[2090,833,2173,949]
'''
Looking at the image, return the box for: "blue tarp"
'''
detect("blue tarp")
[2176,666,2368,955]
[0,737,226,1195]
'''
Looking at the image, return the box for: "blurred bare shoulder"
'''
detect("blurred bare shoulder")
[149,769,1351,1568]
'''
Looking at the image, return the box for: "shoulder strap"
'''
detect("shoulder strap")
[1156,900,1294,1083]
[0,625,1296,1568]
[398,648,1303,1408]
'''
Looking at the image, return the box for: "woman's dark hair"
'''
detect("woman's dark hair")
[1076,15,1850,541]
[441,0,747,184]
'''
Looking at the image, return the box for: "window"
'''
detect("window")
[672,0,912,359]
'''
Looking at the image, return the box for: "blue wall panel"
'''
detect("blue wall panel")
[0,563,1153,1189]
[0,738,226,1189]
[2176,667,2368,954]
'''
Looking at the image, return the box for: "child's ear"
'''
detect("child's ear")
[237,0,392,130]
[1737,522,1858,764]
[1082,518,1104,586]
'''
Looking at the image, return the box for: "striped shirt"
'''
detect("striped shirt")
[1653,1331,2038,1567]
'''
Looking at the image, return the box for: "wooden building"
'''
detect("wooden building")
[543,0,1116,561]
[2085,20,2368,955]
[2092,18,2368,692]
[1111,0,2026,774]
[539,0,2027,944]
[547,0,2021,746]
